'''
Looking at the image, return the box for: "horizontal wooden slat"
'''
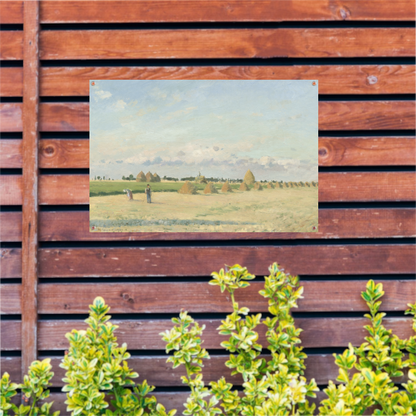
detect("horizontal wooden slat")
[3,102,415,132]
[2,172,415,206]
[0,284,21,314]
[0,103,22,132]
[0,31,23,60]
[35,280,415,314]
[319,172,416,202]
[0,1,23,24]
[1,317,412,350]
[0,357,20,381]
[0,248,21,278]
[37,65,416,96]
[0,137,410,169]
[35,245,415,278]
[1,320,21,349]
[0,67,22,96]
[0,212,22,242]
[319,137,416,166]
[39,139,87,168]
[1,209,415,242]
[0,175,22,204]
[42,1,416,23]
[0,139,22,168]
[39,29,415,60]
[38,209,416,240]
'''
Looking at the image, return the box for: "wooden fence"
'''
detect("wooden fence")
[1,1,415,413]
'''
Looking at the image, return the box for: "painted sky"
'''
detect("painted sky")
[90,80,318,181]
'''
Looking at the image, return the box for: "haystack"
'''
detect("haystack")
[298,181,305,187]
[145,171,154,182]
[267,182,275,189]
[239,182,250,191]
[254,182,263,191]
[243,169,255,185]
[289,182,294,188]
[305,182,311,187]
[312,181,318,187]
[204,182,218,194]
[178,181,197,194]
[136,171,146,182]
[153,173,161,182]
[284,182,289,188]
[221,181,233,192]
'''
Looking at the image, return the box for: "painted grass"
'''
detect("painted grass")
[89,181,241,197]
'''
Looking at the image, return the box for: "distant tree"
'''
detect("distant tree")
[94,176,96,180]
[122,175,126,180]
[97,176,101,180]
[129,174,134,181]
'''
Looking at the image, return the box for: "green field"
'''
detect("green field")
[89,180,241,197]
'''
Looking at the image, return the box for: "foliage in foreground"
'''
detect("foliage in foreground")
[1,263,415,416]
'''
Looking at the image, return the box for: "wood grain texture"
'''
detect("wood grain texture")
[0,139,22,168]
[319,137,416,166]
[0,67,23,96]
[39,139,88,169]
[36,280,415,314]
[0,103,23,132]
[1,208,415,242]
[0,31,23,60]
[39,209,416,240]
[40,0,416,23]
[1,284,21,314]
[37,245,416,278]
[0,212,22,242]
[319,172,416,202]
[0,1,23,24]
[38,102,416,132]
[0,175,22,205]
[32,137,416,169]
[1,321,21,350]
[2,317,412,350]
[21,0,40,376]
[39,28,415,60]
[0,249,21,278]
[38,65,416,96]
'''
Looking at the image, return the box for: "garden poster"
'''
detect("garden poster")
[89,80,318,233]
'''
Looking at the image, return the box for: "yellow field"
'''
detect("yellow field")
[90,187,318,233]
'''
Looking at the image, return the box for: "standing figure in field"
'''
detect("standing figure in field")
[145,184,152,203]
[123,189,133,200]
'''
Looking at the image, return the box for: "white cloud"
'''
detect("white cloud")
[95,89,112,100]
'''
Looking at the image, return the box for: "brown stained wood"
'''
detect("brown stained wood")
[21,0,40,378]
[0,139,22,168]
[0,1,23,24]
[1,320,21,350]
[2,353,408,387]
[0,212,22,242]
[39,1,416,23]
[39,65,416,96]
[1,284,21,314]
[0,103,22,132]
[0,67,23,96]
[319,101,415,131]
[0,31,23,60]
[39,174,89,205]
[37,102,416,132]
[0,175,22,205]
[31,137,416,169]
[39,28,415,60]
[37,280,415,314]
[2,317,411,351]
[0,357,21,381]
[320,172,416,202]
[0,249,21,278]
[1,208,415,242]
[37,245,416,278]
[319,137,416,166]
[39,139,88,169]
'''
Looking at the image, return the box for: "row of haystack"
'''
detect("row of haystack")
[179,181,235,195]
[136,171,161,183]
[275,181,318,188]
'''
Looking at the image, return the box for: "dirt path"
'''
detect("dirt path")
[90,188,318,233]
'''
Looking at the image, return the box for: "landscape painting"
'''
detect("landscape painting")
[90,80,318,233]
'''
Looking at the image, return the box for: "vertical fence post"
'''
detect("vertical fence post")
[21,0,40,380]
